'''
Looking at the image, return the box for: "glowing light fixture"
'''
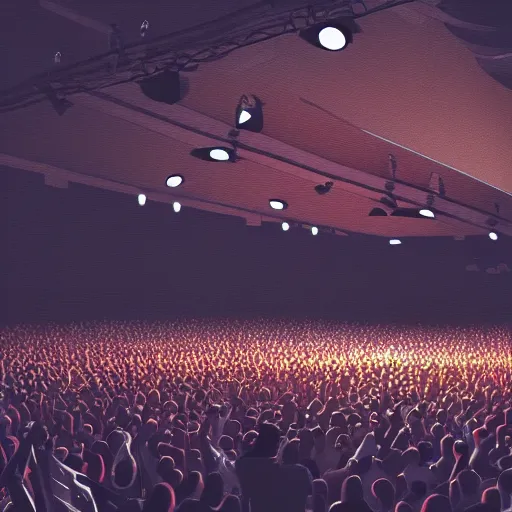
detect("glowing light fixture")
[191,147,236,162]
[138,194,147,206]
[319,26,347,51]
[389,239,402,245]
[419,209,435,218]
[311,226,319,236]
[239,110,252,124]
[489,232,498,241]
[269,199,288,211]
[166,175,184,188]
[173,202,182,213]
[282,222,290,232]
[235,94,263,132]
[299,21,355,51]
[210,148,230,161]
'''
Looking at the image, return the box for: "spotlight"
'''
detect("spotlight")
[173,202,182,213]
[166,175,184,188]
[315,182,333,195]
[419,209,435,219]
[191,147,236,162]
[235,95,263,133]
[140,70,181,105]
[282,222,290,232]
[138,194,147,206]
[489,232,498,241]
[269,199,288,210]
[389,239,402,245]
[300,21,354,51]
[311,226,319,236]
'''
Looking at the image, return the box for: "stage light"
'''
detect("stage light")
[138,194,147,206]
[166,175,183,188]
[210,149,230,161]
[235,95,263,132]
[269,199,288,210]
[191,147,236,162]
[315,182,333,195]
[173,202,182,213]
[311,226,319,236]
[282,222,290,232]
[319,26,347,51]
[419,209,435,218]
[389,239,402,245]
[300,21,354,51]
[489,232,498,241]
[140,70,181,105]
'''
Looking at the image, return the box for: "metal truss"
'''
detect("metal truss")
[0,0,415,113]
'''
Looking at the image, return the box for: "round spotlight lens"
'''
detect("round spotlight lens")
[269,199,287,210]
[419,209,435,218]
[489,232,498,241]
[318,26,347,51]
[389,239,402,245]
[210,148,230,161]
[138,194,147,206]
[282,222,290,232]
[238,110,252,124]
[173,201,182,213]
[166,175,183,188]
[311,226,319,236]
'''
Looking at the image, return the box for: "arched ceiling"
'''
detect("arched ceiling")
[1,0,511,239]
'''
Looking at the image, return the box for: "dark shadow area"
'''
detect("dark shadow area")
[4,166,511,326]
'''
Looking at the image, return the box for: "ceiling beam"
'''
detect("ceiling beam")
[73,85,511,236]
[0,153,281,227]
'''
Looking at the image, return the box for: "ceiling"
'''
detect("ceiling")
[1,0,512,239]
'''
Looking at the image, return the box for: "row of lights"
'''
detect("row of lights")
[134,21,500,245]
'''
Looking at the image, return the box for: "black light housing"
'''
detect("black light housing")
[190,147,236,162]
[140,70,182,105]
[299,20,357,51]
[315,182,333,195]
[369,208,388,217]
[235,94,263,133]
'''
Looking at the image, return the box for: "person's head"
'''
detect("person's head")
[395,502,413,512]
[252,422,281,457]
[341,475,364,503]
[312,427,326,452]
[218,494,241,512]
[456,469,480,497]
[372,478,395,511]
[481,487,501,512]
[282,439,300,465]
[420,494,452,512]
[142,482,175,512]
[402,447,420,467]
[200,472,224,508]
[498,468,512,508]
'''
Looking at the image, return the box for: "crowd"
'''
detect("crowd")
[0,320,511,512]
